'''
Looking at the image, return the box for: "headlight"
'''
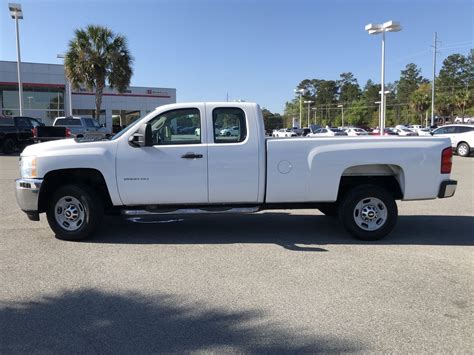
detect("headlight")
[20,156,37,178]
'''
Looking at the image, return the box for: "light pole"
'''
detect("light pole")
[304,100,313,128]
[337,104,344,127]
[294,88,305,128]
[311,107,317,125]
[365,20,401,134]
[8,3,24,116]
[57,54,73,116]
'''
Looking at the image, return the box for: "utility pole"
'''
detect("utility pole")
[431,32,438,127]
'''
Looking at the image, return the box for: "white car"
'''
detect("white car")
[413,128,432,136]
[273,129,297,138]
[308,128,347,137]
[431,124,474,157]
[393,128,418,136]
[343,128,369,136]
[220,126,240,136]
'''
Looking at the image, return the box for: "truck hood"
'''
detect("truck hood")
[22,138,116,157]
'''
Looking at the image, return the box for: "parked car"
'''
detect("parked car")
[343,128,369,136]
[15,102,457,242]
[273,129,297,137]
[220,126,240,136]
[0,116,43,154]
[370,128,398,136]
[412,127,432,136]
[431,124,474,157]
[393,128,418,136]
[52,116,110,139]
[307,128,347,137]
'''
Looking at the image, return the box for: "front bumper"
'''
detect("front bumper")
[15,178,43,220]
[438,180,457,198]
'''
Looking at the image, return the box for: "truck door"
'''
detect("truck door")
[116,105,208,205]
[205,105,260,203]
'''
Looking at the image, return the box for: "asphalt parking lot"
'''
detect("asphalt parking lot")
[0,154,472,353]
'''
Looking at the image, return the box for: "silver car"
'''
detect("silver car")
[53,117,110,139]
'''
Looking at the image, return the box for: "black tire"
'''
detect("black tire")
[2,138,16,154]
[226,132,231,136]
[318,203,339,217]
[46,184,103,241]
[338,185,398,241]
[456,142,470,157]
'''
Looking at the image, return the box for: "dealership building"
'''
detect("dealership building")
[0,60,176,127]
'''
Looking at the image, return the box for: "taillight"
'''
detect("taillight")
[31,127,37,137]
[66,128,71,137]
[441,147,452,174]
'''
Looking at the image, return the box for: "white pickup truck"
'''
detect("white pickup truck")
[16,102,457,241]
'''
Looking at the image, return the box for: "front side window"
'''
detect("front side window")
[148,108,201,145]
[213,107,247,143]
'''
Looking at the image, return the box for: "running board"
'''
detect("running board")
[122,206,260,217]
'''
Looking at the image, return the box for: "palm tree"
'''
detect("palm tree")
[64,25,133,121]
[410,83,431,126]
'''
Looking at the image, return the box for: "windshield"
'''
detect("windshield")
[110,110,157,140]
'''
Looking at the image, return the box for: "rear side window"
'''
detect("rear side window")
[457,126,474,133]
[54,119,67,126]
[212,108,247,143]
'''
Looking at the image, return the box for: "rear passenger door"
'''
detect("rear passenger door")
[205,105,260,203]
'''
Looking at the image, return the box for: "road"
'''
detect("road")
[0,154,473,353]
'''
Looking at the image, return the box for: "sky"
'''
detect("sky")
[0,0,472,113]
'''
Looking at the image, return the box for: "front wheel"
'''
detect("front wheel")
[46,184,103,241]
[457,142,470,157]
[338,185,398,241]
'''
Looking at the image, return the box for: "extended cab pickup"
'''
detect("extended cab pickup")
[15,102,457,241]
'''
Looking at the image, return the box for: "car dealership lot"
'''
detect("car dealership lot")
[0,154,472,353]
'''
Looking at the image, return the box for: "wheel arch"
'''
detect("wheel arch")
[38,168,113,213]
[338,164,405,201]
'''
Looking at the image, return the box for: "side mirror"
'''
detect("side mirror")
[129,123,152,147]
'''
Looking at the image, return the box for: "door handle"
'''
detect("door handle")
[181,153,203,159]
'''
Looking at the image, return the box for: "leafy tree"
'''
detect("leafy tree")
[436,92,455,117]
[397,63,427,104]
[262,108,284,131]
[454,89,472,117]
[345,99,369,127]
[410,83,431,126]
[65,25,133,120]
[338,72,360,104]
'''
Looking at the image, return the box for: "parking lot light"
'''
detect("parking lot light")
[294,88,305,128]
[304,100,313,128]
[365,20,402,134]
[337,104,344,127]
[8,3,24,116]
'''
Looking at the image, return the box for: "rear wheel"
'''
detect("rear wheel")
[339,185,397,241]
[46,184,103,241]
[2,138,16,154]
[457,142,470,157]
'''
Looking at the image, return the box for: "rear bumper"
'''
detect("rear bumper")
[15,178,42,220]
[438,180,457,198]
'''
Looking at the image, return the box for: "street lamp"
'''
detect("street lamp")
[294,88,305,128]
[304,100,313,128]
[337,104,344,128]
[311,107,317,125]
[57,54,73,116]
[8,3,24,116]
[365,20,401,134]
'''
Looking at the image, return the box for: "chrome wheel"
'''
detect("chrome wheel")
[353,197,387,231]
[457,143,468,156]
[54,196,86,232]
